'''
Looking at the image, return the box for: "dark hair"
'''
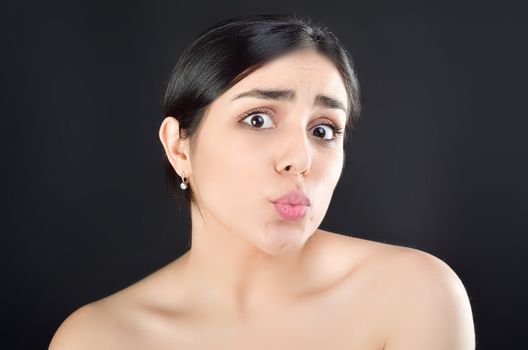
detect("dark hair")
[162,14,361,212]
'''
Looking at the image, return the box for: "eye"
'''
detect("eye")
[239,109,275,129]
[238,108,344,142]
[311,121,344,141]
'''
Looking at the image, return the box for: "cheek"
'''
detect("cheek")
[310,151,344,214]
[191,130,270,218]
[328,150,345,184]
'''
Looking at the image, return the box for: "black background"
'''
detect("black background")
[3,0,527,349]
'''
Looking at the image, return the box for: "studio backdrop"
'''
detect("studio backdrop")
[2,0,527,349]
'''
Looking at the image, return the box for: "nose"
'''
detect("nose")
[275,125,312,177]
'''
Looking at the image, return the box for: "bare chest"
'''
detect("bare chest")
[179,315,384,350]
[123,291,387,350]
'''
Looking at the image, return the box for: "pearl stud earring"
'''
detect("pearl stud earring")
[180,171,188,190]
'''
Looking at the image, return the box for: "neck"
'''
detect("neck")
[178,203,319,322]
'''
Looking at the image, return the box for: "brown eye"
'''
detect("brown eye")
[312,124,336,140]
[240,111,274,129]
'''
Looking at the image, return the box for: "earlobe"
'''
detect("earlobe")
[159,116,190,172]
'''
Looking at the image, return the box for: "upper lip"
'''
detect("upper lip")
[272,190,311,206]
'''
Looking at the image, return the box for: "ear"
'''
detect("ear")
[158,116,191,177]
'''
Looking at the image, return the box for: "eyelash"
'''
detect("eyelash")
[238,108,344,142]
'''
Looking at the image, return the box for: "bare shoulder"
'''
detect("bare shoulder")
[318,229,471,293]
[320,229,475,349]
[360,237,473,308]
[384,247,475,348]
[49,287,160,350]
[48,301,120,350]
[49,260,187,350]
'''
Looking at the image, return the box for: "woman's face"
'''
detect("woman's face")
[186,48,348,256]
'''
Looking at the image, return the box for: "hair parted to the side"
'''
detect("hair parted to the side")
[161,13,361,213]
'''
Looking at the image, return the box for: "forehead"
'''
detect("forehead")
[223,49,348,105]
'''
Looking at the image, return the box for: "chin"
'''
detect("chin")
[259,227,308,257]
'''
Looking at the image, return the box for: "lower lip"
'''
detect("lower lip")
[273,202,308,220]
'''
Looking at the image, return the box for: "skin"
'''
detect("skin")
[49,49,475,349]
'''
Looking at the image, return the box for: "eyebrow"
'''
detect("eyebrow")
[231,88,347,113]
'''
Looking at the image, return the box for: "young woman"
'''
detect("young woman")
[49,14,475,349]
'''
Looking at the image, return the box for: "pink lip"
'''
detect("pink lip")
[272,190,311,206]
[273,202,308,220]
[271,190,311,221]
